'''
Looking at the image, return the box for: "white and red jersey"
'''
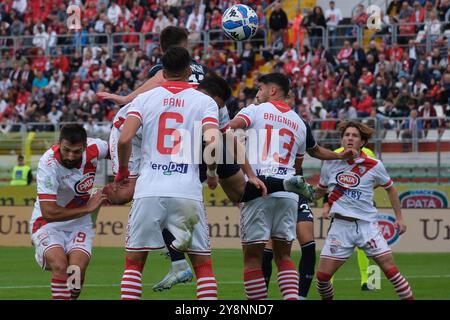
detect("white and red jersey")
[126,81,219,201]
[218,106,231,133]
[112,103,143,142]
[319,154,394,222]
[235,100,307,201]
[30,138,109,233]
[111,92,229,150]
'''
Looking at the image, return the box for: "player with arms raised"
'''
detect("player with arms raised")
[103,26,320,291]
[229,73,311,300]
[116,47,225,300]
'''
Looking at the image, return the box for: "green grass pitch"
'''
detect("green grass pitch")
[0,247,449,300]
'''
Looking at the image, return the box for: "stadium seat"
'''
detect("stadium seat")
[441,130,450,141]
[384,130,398,141]
[426,130,440,141]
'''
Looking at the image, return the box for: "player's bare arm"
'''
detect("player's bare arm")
[97,70,166,105]
[307,145,358,160]
[228,118,267,196]
[40,190,106,222]
[203,123,220,190]
[314,185,328,200]
[117,116,141,183]
[294,156,303,175]
[385,185,406,234]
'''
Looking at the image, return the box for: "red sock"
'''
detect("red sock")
[244,268,267,300]
[316,271,334,300]
[51,275,71,300]
[120,257,144,300]
[193,260,218,300]
[277,260,299,300]
[70,278,84,300]
[385,266,414,300]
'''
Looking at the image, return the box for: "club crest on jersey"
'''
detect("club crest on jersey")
[329,237,342,254]
[336,171,360,188]
[74,172,95,195]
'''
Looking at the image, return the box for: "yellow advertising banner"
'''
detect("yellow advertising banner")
[1,206,449,252]
[2,184,450,209]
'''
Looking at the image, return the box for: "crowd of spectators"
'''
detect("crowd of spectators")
[0,0,449,141]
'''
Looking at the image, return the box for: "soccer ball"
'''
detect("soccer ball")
[221,4,259,41]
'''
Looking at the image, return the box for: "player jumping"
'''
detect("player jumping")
[30,124,108,299]
[115,46,265,300]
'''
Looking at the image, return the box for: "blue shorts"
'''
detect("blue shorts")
[198,138,241,182]
[199,163,241,182]
[297,197,314,223]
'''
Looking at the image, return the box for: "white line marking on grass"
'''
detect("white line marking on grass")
[1,275,449,290]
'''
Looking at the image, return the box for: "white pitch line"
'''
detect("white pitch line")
[0,275,449,290]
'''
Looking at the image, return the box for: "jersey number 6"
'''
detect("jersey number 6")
[157,112,183,155]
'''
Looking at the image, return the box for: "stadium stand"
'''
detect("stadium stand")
[0,0,449,183]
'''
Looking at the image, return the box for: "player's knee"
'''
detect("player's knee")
[316,271,332,282]
[274,256,294,269]
[243,252,263,270]
[296,223,314,243]
[125,255,146,272]
[68,260,90,275]
[189,255,211,267]
[50,261,69,277]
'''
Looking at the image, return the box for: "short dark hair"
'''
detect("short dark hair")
[198,74,232,102]
[18,155,24,161]
[160,26,188,52]
[59,124,87,145]
[258,73,290,97]
[161,46,191,76]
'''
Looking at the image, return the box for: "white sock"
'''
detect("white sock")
[172,259,190,271]
[282,179,290,192]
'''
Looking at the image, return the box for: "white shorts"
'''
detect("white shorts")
[320,218,391,261]
[31,224,94,270]
[109,127,141,178]
[240,197,297,244]
[125,197,211,255]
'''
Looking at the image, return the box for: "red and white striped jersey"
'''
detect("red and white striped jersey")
[126,81,219,201]
[319,154,394,222]
[30,138,109,233]
[235,100,307,201]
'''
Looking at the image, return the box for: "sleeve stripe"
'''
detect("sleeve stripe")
[382,180,394,189]
[38,194,57,200]
[307,143,318,150]
[296,153,305,158]
[202,117,219,125]
[220,124,231,133]
[318,183,328,189]
[127,112,142,122]
[236,114,251,127]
